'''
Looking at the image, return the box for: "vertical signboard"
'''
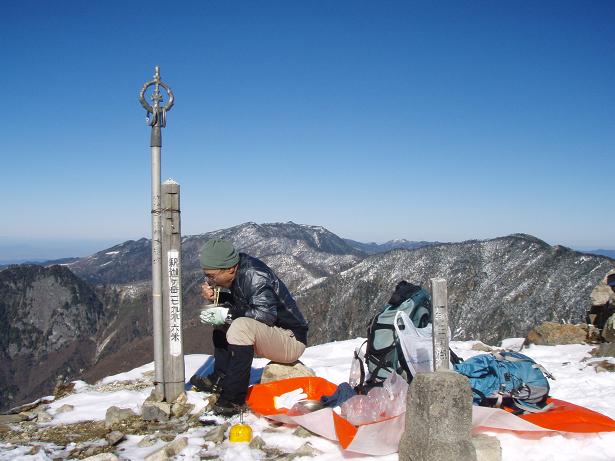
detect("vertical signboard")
[167,249,182,357]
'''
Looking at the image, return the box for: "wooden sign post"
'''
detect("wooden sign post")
[161,180,185,402]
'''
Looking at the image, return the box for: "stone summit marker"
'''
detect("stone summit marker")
[398,278,478,461]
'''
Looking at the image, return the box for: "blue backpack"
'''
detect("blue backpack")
[454,351,555,413]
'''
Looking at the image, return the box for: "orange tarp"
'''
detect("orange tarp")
[246,377,615,455]
[520,398,615,433]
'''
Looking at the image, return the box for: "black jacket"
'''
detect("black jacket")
[226,253,309,345]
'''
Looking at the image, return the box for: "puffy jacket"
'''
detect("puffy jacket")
[227,253,309,344]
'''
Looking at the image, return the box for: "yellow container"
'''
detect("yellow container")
[229,423,252,443]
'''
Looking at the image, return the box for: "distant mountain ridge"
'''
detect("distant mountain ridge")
[1,222,614,412]
[343,238,438,254]
[299,233,615,345]
[50,221,364,291]
[582,249,615,260]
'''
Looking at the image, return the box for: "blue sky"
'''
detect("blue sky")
[2,0,614,259]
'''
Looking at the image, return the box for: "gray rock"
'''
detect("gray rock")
[591,343,615,358]
[249,435,266,450]
[21,404,50,421]
[171,402,194,418]
[292,426,315,438]
[142,401,171,422]
[260,361,316,383]
[34,410,53,423]
[399,371,477,461]
[0,414,27,424]
[7,398,53,414]
[137,435,158,448]
[472,434,502,461]
[202,423,229,444]
[106,431,125,446]
[590,360,615,373]
[294,442,321,457]
[146,388,165,403]
[144,436,188,461]
[105,406,136,427]
[526,322,587,345]
[471,342,493,352]
[603,314,615,343]
[159,433,176,442]
[173,392,187,404]
[83,447,98,457]
[55,404,74,413]
[590,270,615,305]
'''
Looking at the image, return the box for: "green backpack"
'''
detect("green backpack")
[352,281,432,391]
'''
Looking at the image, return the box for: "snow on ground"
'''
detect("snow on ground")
[46,388,150,425]
[2,338,615,460]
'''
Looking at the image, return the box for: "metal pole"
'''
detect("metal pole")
[161,180,185,402]
[140,66,174,398]
[430,278,450,371]
[151,142,163,398]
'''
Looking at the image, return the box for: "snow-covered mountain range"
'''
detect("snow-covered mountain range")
[1,222,614,413]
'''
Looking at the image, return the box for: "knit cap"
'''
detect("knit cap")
[200,239,240,269]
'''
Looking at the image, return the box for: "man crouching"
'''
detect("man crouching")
[190,239,309,416]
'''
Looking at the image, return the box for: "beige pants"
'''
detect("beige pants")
[226,317,306,363]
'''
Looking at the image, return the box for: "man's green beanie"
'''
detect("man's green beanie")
[200,239,240,269]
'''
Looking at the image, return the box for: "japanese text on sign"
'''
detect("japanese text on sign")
[432,303,450,371]
[168,250,182,357]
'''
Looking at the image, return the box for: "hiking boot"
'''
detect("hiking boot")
[189,370,225,394]
[218,344,254,404]
[212,398,245,417]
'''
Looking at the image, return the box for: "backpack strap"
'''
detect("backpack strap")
[511,400,555,414]
[532,363,555,380]
[395,339,413,382]
[353,341,368,394]
[365,344,398,377]
[450,348,463,365]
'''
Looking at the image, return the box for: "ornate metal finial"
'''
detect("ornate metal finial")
[139,66,174,127]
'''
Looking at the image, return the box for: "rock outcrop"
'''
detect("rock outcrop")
[526,322,587,345]
[0,265,104,412]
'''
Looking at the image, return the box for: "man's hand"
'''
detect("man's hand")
[201,282,215,301]
[199,306,230,326]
